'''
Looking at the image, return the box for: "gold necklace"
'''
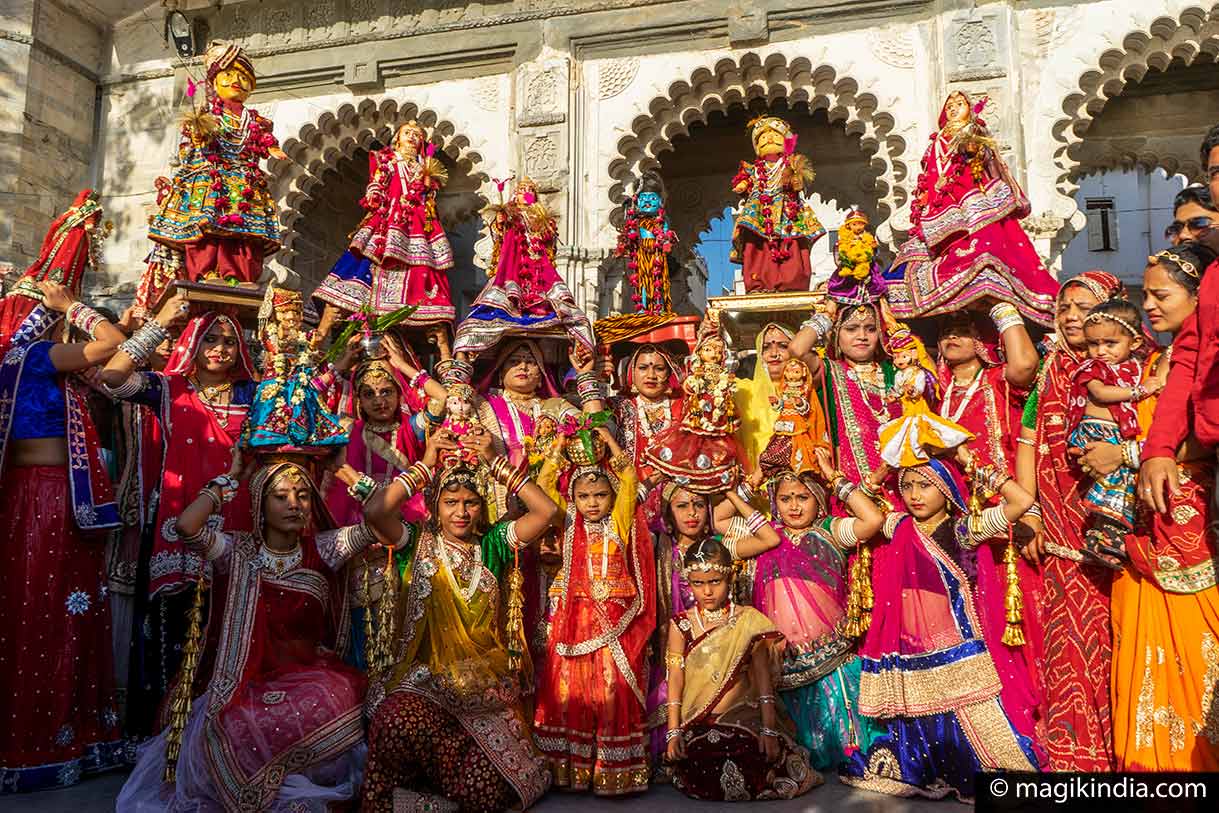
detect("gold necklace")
[191,376,232,402]
[915,515,947,536]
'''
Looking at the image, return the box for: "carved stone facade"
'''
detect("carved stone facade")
[2,0,1216,312]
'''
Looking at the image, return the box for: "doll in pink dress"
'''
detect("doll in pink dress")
[886,92,1058,326]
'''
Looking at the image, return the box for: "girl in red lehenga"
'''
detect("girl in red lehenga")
[934,301,1047,743]
[610,343,684,486]
[0,192,128,792]
[535,428,656,795]
[118,452,381,811]
[887,91,1059,327]
[100,301,258,713]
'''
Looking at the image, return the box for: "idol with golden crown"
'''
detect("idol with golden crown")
[244,286,349,449]
[454,177,594,356]
[142,41,282,303]
[729,115,825,293]
[886,91,1058,326]
[828,206,887,306]
[313,120,456,327]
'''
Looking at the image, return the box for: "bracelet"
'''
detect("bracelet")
[206,475,239,504]
[200,486,222,513]
[576,372,603,406]
[745,510,767,535]
[665,700,683,708]
[66,302,106,338]
[409,370,432,395]
[609,452,632,474]
[759,727,782,738]
[1025,502,1042,519]
[736,481,755,503]
[800,313,833,349]
[757,694,776,704]
[836,516,860,549]
[989,301,1023,334]
[394,461,434,496]
[118,321,170,365]
[435,358,473,387]
[1131,383,1147,401]
[1122,440,1141,470]
[347,473,378,503]
[106,372,146,399]
[664,652,685,669]
[1016,437,1036,448]
[665,729,682,743]
[833,476,858,503]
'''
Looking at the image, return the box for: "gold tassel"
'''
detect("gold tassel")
[856,542,873,636]
[1001,531,1026,647]
[163,575,206,784]
[361,561,375,670]
[506,548,526,672]
[372,547,397,676]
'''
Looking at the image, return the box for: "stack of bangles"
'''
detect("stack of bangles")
[409,369,433,400]
[973,463,1011,494]
[989,302,1023,334]
[490,456,529,496]
[745,510,767,535]
[202,474,239,511]
[575,371,603,407]
[394,461,434,496]
[665,729,682,743]
[830,474,859,503]
[67,301,107,338]
[435,357,474,387]
[347,473,379,503]
[799,313,833,349]
[119,320,170,364]
[1122,440,1141,470]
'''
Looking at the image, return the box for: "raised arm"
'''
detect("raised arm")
[818,447,884,544]
[789,314,830,383]
[174,446,245,562]
[364,429,457,543]
[468,425,561,544]
[98,292,187,387]
[991,303,1038,388]
[571,343,606,414]
[386,333,447,403]
[716,488,780,558]
[38,282,126,373]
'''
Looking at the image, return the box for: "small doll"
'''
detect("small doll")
[1066,297,1160,569]
[244,286,349,449]
[644,310,745,493]
[877,329,972,467]
[438,382,480,470]
[758,358,829,478]
[827,207,887,306]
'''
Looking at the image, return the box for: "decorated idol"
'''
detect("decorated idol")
[886,91,1058,325]
[828,207,887,305]
[139,40,282,310]
[729,115,825,293]
[314,120,456,326]
[614,171,677,315]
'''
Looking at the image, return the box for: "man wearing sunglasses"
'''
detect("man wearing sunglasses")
[1142,124,1219,511]
[1164,185,1217,245]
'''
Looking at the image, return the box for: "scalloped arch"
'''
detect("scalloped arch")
[269,98,492,269]
[608,51,910,235]
[1052,5,1219,194]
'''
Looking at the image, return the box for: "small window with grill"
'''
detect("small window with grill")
[1085,197,1118,252]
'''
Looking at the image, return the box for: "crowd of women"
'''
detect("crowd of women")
[2,121,1219,812]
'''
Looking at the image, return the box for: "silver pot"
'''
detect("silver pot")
[359,331,387,359]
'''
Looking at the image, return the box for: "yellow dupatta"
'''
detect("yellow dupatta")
[735,324,829,465]
[679,606,784,727]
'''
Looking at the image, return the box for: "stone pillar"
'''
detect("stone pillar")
[0,0,103,281]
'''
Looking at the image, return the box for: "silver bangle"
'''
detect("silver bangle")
[800,313,832,348]
[760,727,782,738]
[118,321,169,365]
[665,729,682,743]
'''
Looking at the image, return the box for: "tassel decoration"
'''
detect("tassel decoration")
[361,560,375,669]
[841,542,872,638]
[1001,529,1026,647]
[163,574,206,784]
[506,548,526,672]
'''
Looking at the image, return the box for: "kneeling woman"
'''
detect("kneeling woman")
[843,428,1042,800]
[663,539,820,801]
[119,450,384,811]
[360,426,559,813]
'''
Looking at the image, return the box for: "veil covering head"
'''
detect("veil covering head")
[475,338,559,397]
[618,343,681,396]
[250,461,334,539]
[898,457,971,515]
[165,311,256,380]
[765,470,829,521]
[828,302,894,361]
[737,323,793,463]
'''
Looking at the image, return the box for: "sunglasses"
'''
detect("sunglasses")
[1165,216,1215,240]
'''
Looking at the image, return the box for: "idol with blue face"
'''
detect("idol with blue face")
[635,191,663,239]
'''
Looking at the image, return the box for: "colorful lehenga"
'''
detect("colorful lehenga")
[1111,349,1219,770]
[362,522,551,812]
[668,606,821,801]
[118,465,373,811]
[885,93,1057,327]
[534,461,656,795]
[843,509,1041,800]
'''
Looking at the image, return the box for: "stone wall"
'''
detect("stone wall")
[5,0,1216,310]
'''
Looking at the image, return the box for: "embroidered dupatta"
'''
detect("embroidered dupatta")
[821,359,899,506]
[677,606,783,728]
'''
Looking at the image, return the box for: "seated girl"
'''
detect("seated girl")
[663,539,820,801]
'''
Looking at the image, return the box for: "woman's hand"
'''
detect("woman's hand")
[1018,513,1044,566]
[426,323,451,356]
[38,280,76,313]
[422,428,460,469]
[665,734,686,762]
[384,333,416,376]
[333,463,361,488]
[465,425,496,464]
[333,332,362,374]
[570,343,594,375]
[954,444,975,471]
[227,444,249,482]
[154,293,191,329]
[814,446,837,483]
[758,731,780,763]
[1070,442,1123,478]
[865,463,890,494]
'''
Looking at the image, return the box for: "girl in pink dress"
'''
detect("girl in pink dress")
[886,92,1058,326]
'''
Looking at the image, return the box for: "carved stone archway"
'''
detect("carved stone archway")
[1052,5,1219,193]
[269,98,491,291]
[607,52,911,245]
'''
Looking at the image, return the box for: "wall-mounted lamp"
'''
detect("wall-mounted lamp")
[166,10,194,58]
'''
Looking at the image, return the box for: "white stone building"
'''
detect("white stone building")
[2,0,1217,316]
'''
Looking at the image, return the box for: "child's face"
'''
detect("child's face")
[1084,320,1138,364]
[900,471,948,521]
[688,568,731,613]
[573,474,614,522]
